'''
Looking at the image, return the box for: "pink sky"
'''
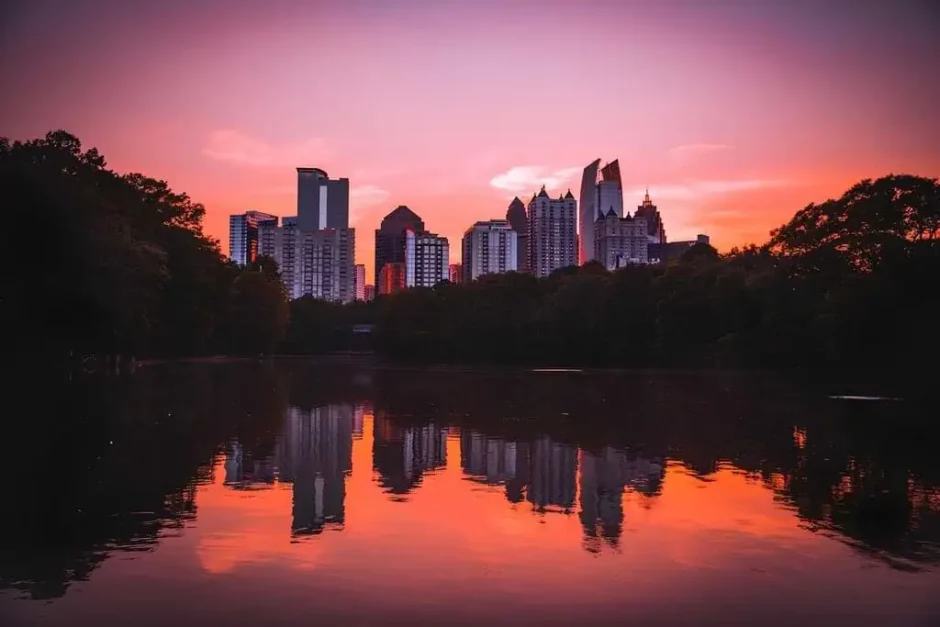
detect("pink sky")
[2,0,938,280]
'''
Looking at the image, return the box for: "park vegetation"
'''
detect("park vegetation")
[4,131,939,373]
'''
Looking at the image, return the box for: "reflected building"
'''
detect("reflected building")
[373,415,447,496]
[276,404,353,535]
[527,436,577,513]
[578,448,665,551]
[460,431,530,503]
[223,442,277,489]
[352,404,365,440]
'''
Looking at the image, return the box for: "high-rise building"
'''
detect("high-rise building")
[594,209,648,269]
[379,262,406,295]
[527,186,577,278]
[364,284,376,301]
[461,219,517,283]
[354,264,366,300]
[506,197,528,273]
[296,168,349,231]
[229,211,278,266]
[374,205,425,287]
[579,158,623,264]
[449,263,463,284]
[634,190,666,244]
[405,230,449,288]
[259,223,356,302]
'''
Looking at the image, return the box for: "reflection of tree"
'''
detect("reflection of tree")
[374,367,940,562]
[0,361,288,600]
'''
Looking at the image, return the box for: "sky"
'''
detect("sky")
[2,0,939,279]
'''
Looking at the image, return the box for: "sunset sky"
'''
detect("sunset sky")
[2,0,938,278]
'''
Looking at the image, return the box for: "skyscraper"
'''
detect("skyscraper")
[634,190,666,244]
[578,158,623,264]
[527,186,577,278]
[229,210,278,266]
[506,197,528,273]
[259,223,356,302]
[594,209,648,269]
[379,262,406,295]
[405,230,449,288]
[354,264,366,300]
[296,167,350,231]
[374,205,425,286]
[461,219,517,283]
[449,263,463,284]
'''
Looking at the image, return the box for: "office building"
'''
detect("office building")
[259,224,356,302]
[634,190,667,244]
[375,205,425,286]
[296,167,349,231]
[506,197,528,273]
[526,186,577,278]
[594,209,649,269]
[579,159,623,264]
[379,262,406,295]
[229,211,278,266]
[405,230,449,288]
[354,264,366,300]
[364,284,376,301]
[461,219,517,282]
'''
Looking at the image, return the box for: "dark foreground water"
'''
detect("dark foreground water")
[2,361,939,627]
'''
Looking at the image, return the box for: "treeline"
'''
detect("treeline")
[294,174,940,371]
[5,130,939,373]
[2,131,289,370]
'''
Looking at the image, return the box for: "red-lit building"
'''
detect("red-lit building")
[379,262,406,295]
[449,263,462,284]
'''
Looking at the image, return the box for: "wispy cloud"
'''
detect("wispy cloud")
[203,130,330,167]
[625,179,791,201]
[489,165,582,193]
[668,143,733,165]
[349,185,391,224]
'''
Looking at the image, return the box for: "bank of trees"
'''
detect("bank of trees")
[370,174,940,370]
[5,130,937,372]
[1,131,288,369]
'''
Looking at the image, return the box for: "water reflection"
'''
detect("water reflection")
[2,362,939,627]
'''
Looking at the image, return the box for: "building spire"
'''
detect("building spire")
[643,188,652,206]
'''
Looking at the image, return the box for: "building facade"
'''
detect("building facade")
[449,263,463,284]
[461,219,517,283]
[364,284,376,301]
[578,158,623,264]
[506,197,528,273]
[634,190,667,244]
[405,230,449,288]
[296,168,349,231]
[374,205,425,287]
[229,210,278,266]
[379,262,406,295]
[527,186,577,278]
[259,224,356,302]
[354,264,366,300]
[594,209,648,269]
[648,234,710,264]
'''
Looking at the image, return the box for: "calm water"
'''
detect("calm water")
[2,361,939,627]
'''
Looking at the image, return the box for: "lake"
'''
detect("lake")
[2,360,938,626]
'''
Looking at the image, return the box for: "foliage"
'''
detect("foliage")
[1,130,289,367]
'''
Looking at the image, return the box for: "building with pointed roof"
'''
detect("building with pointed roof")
[594,209,648,269]
[579,158,624,265]
[506,197,528,273]
[634,190,667,244]
[527,185,577,277]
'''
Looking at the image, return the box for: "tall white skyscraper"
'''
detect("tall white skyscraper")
[461,219,517,282]
[354,264,366,300]
[527,186,577,278]
[405,230,449,288]
[296,168,349,231]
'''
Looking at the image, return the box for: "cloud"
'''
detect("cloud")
[349,185,391,224]
[203,130,330,167]
[489,165,582,193]
[625,179,791,202]
[668,143,733,165]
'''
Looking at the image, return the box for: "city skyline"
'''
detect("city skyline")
[3,1,938,281]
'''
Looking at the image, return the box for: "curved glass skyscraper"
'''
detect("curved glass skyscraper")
[578,158,623,264]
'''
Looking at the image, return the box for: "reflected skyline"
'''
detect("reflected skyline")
[3,362,939,627]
